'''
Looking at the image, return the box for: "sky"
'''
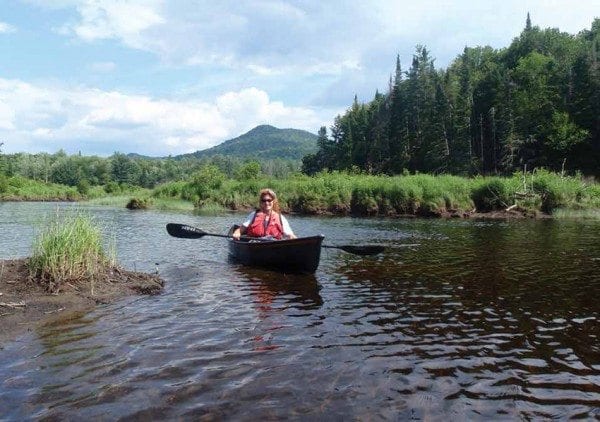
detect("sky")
[0,1,598,157]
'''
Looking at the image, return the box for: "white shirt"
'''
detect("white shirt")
[242,211,295,237]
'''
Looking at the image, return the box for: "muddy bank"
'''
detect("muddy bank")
[277,204,550,219]
[0,259,164,345]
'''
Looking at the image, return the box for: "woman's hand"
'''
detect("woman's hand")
[232,228,242,240]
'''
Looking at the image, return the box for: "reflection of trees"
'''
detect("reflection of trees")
[334,220,599,319]
[331,220,600,371]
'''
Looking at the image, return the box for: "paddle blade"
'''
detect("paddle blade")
[323,244,385,256]
[166,223,206,239]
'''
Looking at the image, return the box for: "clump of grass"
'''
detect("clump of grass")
[126,197,152,210]
[28,212,114,293]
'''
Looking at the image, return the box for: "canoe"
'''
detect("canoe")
[227,226,324,274]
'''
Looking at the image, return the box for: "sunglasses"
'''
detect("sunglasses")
[260,198,273,203]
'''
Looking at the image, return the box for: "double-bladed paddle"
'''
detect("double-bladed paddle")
[166,223,385,256]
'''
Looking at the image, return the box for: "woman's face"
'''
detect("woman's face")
[260,195,274,212]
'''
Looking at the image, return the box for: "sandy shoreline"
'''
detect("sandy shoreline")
[0,259,164,345]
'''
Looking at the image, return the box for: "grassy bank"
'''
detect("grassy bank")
[0,175,144,202]
[149,169,600,218]
[3,170,598,218]
[0,175,83,201]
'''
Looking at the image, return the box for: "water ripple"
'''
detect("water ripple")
[1,206,599,419]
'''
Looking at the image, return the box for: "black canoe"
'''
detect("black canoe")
[227,226,324,274]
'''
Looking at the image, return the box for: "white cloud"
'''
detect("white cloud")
[0,78,323,156]
[0,22,17,33]
[64,0,164,48]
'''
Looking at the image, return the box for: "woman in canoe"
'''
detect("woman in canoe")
[232,188,296,240]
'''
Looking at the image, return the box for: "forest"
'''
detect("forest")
[302,16,600,178]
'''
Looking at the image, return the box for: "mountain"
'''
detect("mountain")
[178,125,319,161]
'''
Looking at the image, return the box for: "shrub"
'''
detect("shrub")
[8,175,26,188]
[528,169,588,213]
[126,197,151,210]
[152,181,186,198]
[0,173,8,194]
[235,161,262,180]
[104,181,121,194]
[77,179,90,196]
[471,178,512,211]
[188,165,226,200]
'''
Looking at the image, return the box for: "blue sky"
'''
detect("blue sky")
[1,0,598,156]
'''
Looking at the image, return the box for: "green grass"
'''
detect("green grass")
[151,197,195,212]
[0,175,81,201]
[83,195,134,207]
[186,170,597,217]
[4,170,598,218]
[28,212,115,293]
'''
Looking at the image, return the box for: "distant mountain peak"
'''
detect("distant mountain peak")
[249,124,276,131]
[176,125,318,161]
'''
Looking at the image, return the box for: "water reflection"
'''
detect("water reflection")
[1,204,600,420]
[231,265,323,309]
[229,266,323,352]
[328,220,600,419]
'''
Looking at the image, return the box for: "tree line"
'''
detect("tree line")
[302,15,600,177]
[0,149,299,191]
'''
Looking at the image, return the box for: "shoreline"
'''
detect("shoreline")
[2,198,596,220]
[0,258,164,345]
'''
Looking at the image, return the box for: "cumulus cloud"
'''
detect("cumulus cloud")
[0,78,323,156]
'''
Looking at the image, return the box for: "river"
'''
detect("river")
[1,202,599,420]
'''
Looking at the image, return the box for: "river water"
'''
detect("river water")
[0,202,599,420]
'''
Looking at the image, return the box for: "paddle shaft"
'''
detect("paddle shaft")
[166,223,386,256]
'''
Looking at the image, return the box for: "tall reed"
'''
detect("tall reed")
[28,211,114,293]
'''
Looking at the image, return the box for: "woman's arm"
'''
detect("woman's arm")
[280,214,297,239]
[232,211,255,239]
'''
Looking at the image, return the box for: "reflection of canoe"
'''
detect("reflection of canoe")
[227,226,324,274]
[232,266,323,308]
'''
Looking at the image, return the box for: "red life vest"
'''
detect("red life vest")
[246,210,284,239]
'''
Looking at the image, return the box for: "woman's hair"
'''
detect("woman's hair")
[259,188,280,213]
